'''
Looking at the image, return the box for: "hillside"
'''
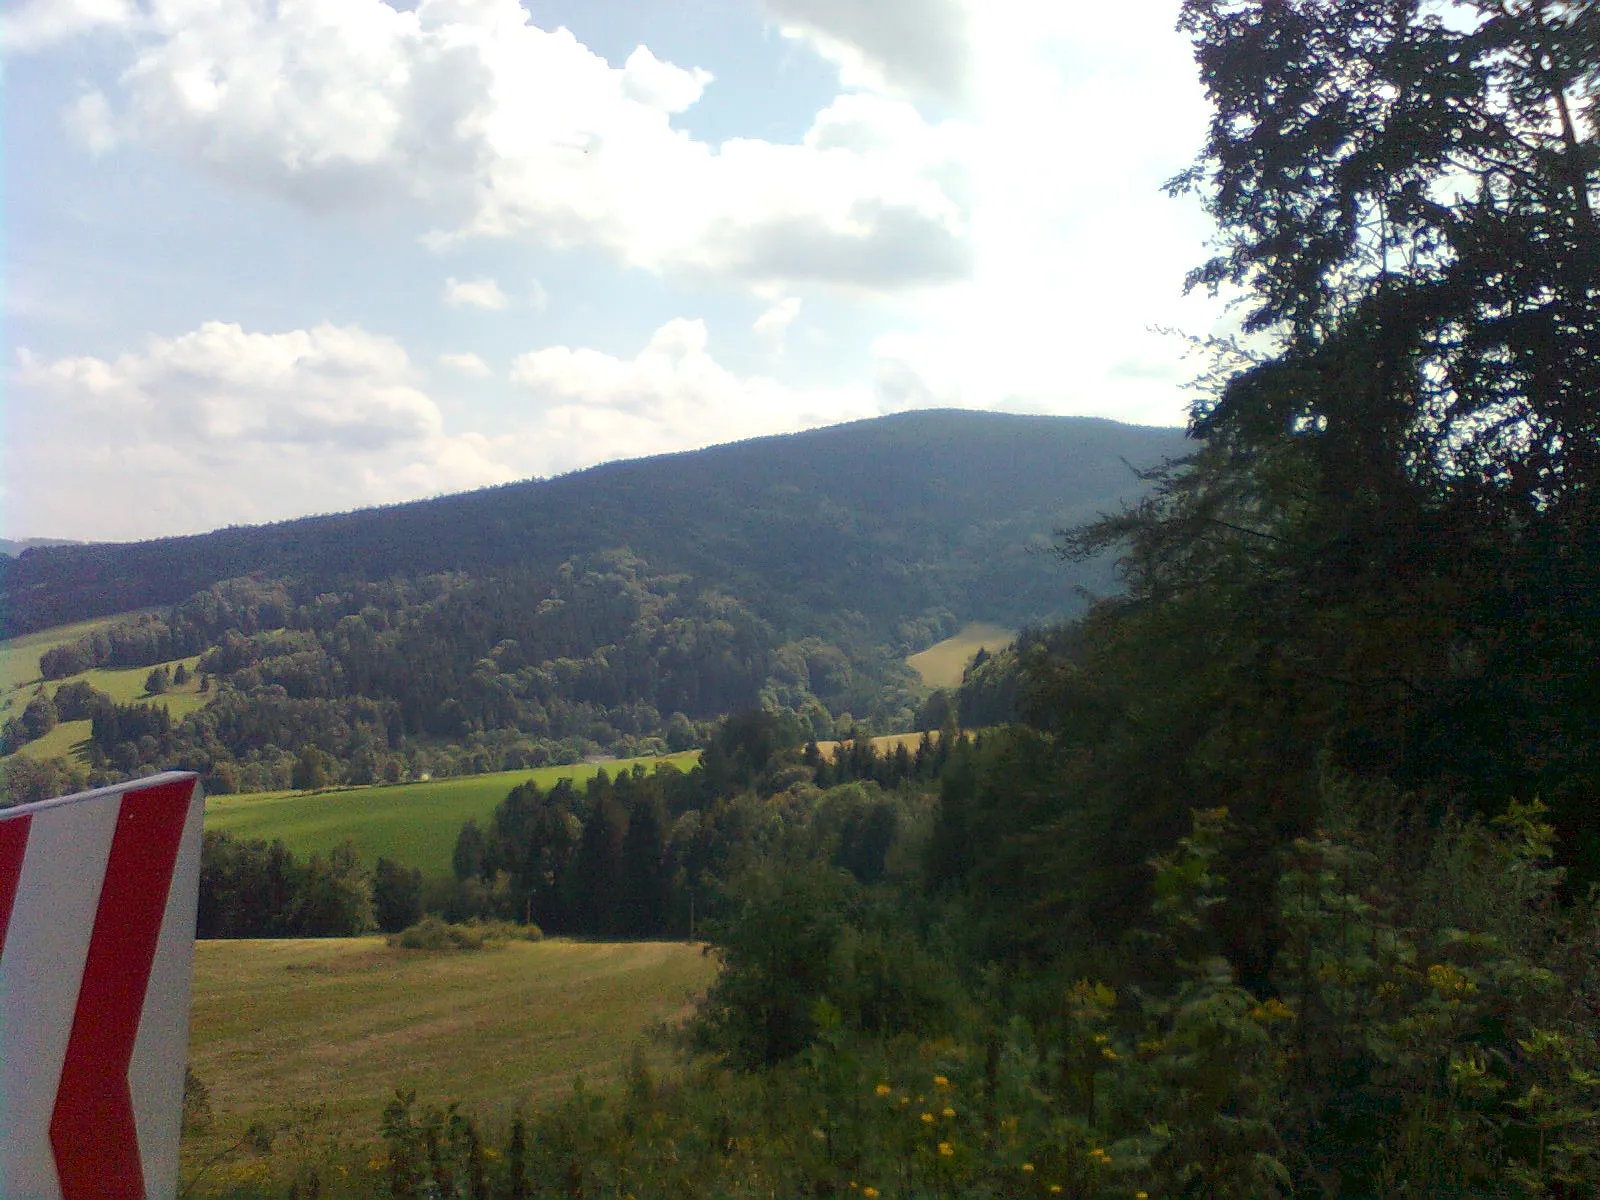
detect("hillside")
[0,411,1187,637]
[0,412,1188,796]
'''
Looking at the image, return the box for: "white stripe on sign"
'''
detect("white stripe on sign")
[0,773,202,1200]
[0,791,120,1200]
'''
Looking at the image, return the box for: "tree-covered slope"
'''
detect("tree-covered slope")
[0,411,1187,638]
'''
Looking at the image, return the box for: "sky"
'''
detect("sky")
[2,0,1228,543]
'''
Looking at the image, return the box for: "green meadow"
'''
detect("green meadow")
[205,753,701,879]
[1,610,204,764]
[183,936,716,1189]
[905,621,1015,688]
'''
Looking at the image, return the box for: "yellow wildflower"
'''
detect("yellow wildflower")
[876,1083,892,1097]
[1050,1187,1063,1195]
[1101,1047,1119,1061]
[942,1106,956,1118]
[934,1075,950,1089]
[863,1190,879,1198]
[1022,1162,1034,1173]
[938,1142,954,1157]
[921,1112,935,1124]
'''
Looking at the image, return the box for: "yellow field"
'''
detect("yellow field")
[183,936,717,1184]
[906,622,1016,688]
[814,731,937,760]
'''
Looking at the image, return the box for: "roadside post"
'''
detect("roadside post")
[0,772,205,1200]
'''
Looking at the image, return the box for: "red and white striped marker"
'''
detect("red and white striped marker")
[0,772,204,1200]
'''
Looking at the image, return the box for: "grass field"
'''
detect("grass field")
[0,612,145,700]
[206,754,701,879]
[0,609,204,764]
[906,622,1016,688]
[183,936,717,1186]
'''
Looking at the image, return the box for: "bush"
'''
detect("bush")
[388,916,542,952]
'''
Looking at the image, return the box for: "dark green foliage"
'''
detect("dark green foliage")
[51,679,109,722]
[372,857,424,934]
[451,819,486,882]
[0,754,87,808]
[2,689,60,754]
[197,831,373,937]
[615,790,671,937]
[691,863,858,1067]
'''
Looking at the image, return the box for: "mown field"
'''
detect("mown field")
[183,936,716,1191]
[906,621,1015,688]
[813,730,939,761]
[205,754,701,880]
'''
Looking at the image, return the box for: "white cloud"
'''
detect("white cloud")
[442,276,510,310]
[509,317,877,464]
[528,280,549,312]
[40,0,970,292]
[0,0,135,54]
[8,323,518,539]
[762,0,974,106]
[753,297,802,351]
[620,45,712,113]
[439,351,492,377]
[65,90,118,155]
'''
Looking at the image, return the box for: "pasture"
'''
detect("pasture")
[906,621,1015,688]
[0,609,204,763]
[205,753,700,879]
[183,936,716,1188]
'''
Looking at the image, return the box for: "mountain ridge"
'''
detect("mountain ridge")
[1,410,1190,639]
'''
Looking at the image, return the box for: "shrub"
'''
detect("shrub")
[388,916,542,952]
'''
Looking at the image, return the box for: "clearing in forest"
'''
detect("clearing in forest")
[0,611,204,763]
[906,622,1015,688]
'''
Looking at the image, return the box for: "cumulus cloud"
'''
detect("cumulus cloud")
[762,0,974,106]
[442,277,510,310]
[753,297,802,351]
[8,323,519,539]
[439,351,492,377]
[36,0,970,292]
[509,318,877,464]
[619,45,712,113]
[0,0,135,54]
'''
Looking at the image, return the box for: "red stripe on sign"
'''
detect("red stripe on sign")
[0,814,30,960]
[50,778,194,1200]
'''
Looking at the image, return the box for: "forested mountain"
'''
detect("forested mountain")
[0,538,82,558]
[1,411,1185,795]
[0,411,1185,637]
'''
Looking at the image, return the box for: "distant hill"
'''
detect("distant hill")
[0,411,1188,638]
[0,411,1192,793]
[0,538,83,559]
